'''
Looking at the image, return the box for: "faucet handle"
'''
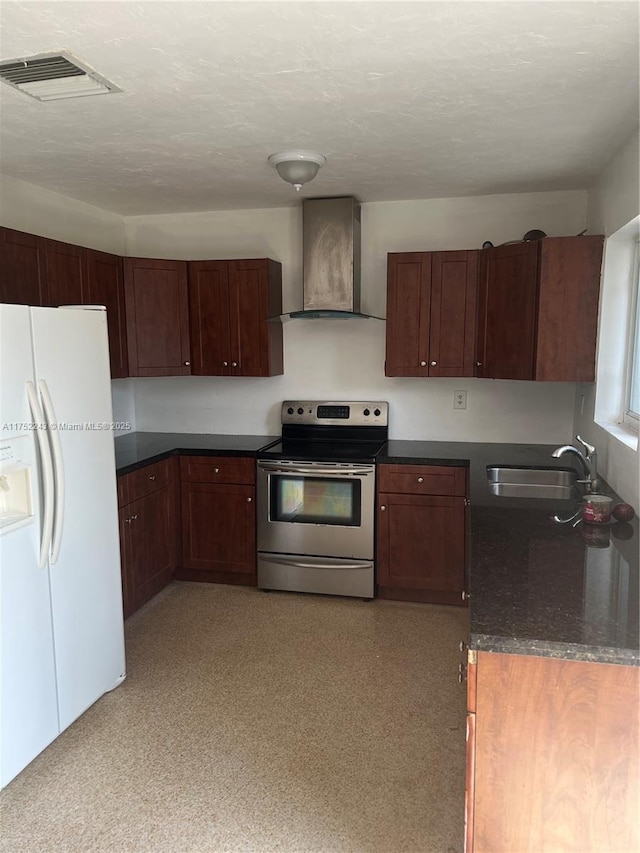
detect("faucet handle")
[576,434,596,456]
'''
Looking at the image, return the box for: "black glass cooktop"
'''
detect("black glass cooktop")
[258,438,387,464]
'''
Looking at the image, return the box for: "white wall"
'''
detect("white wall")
[575,129,640,507]
[128,190,586,442]
[0,175,125,254]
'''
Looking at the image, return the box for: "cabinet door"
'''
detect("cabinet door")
[377,492,465,603]
[473,653,639,853]
[228,259,283,377]
[123,257,190,376]
[118,507,135,619]
[128,485,176,611]
[42,238,86,306]
[535,235,604,381]
[85,249,128,378]
[385,252,431,376]
[429,250,478,377]
[181,482,255,576]
[188,260,231,376]
[476,242,538,380]
[0,227,45,305]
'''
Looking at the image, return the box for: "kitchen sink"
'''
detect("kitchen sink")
[486,466,578,499]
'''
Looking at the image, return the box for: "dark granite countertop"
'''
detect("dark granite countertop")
[114,431,279,475]
[380,440,639,666]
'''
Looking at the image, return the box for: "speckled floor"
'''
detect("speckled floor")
[0,583,469,853]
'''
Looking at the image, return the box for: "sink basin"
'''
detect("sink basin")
[486,466,577,499]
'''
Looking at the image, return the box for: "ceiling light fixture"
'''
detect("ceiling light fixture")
[268,150,326,191]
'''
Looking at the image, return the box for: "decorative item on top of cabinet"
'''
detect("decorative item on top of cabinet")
[376,464,469,604]
[177,455,257,585]
[85,249,128,378]
[188,258,283,376]
[0,227,46,305]
[385,250,478,377]
[117,457,179,618]
[123,257,191,377]
[465,651,639,852]
[476,235,604,381]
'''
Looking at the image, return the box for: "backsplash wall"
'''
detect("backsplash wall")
[128,189,587,443]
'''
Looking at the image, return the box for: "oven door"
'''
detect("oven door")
[257,460,375,559]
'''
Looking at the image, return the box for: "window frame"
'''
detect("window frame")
[622,238,640,429]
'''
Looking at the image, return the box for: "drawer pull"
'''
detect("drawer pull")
[417,477,424,483]
[213,468,220,474]
[148,474,156,481]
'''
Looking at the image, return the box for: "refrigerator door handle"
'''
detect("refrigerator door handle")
[25,381,54,568]
[38,380,65,565]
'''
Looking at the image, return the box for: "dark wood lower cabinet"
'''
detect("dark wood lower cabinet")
[178,482,256,583]
[376,464,468,604]
[176,455,257,584]
[117,458,178,618]
[466,651,640,853]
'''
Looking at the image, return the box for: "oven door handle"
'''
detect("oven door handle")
[262,555,372,571]
[257,463,373,477]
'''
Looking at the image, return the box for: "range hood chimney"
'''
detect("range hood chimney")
[287,196,382,320]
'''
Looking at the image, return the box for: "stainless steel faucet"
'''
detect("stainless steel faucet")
[551,435,598,492]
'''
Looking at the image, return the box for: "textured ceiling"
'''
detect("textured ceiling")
[0,1,638,215]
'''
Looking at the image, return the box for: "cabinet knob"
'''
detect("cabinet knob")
[124,517,132,524]
[458,663,467,684]
[148,474,156,481]
[223,361,229,367]
[232,361,238,368]
[476,361,482,367]
[246,497,252,503]
[420,361,427,367]
[380,505,386,511]
[462,590,470,601]
[131,514,138,521]
[430,361,437,366]
[417,477,424,483]
[184,361,191,366]
[213,468,219,474]
[459,640,468,653]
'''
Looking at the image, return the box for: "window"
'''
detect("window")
[624,239,640,427]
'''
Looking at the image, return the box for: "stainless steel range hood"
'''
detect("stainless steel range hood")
[286,196,383,320]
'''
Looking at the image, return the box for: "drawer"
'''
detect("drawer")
[180,455,255,485]
[122,458,173,504]
[378,464,467,496]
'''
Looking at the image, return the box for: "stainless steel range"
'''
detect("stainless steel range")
[257,401,389,598]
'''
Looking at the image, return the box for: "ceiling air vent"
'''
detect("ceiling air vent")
[0,51,122,101]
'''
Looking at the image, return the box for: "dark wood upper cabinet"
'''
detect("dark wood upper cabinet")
[123,257,190,377]
[535,235,604,381]
[42,238,87,307]
[429,250,478,377]
[477,236,604,381]
[476,241,539,381]
[385,252,431,377]
[85,249,128,378]
[188,258,283,377]
[385,250,477,377]
[0,227,46,305]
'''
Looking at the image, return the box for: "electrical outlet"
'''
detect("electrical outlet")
[454,390,467,410]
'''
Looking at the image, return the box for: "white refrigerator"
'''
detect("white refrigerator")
[0,304,126,788]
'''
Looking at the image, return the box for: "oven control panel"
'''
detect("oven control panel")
[281,401,388,427]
